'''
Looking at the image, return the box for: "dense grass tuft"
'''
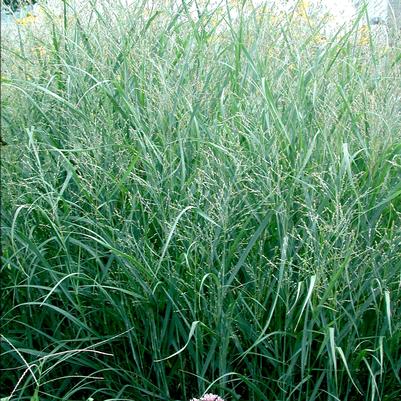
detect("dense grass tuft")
[1,1,400,400]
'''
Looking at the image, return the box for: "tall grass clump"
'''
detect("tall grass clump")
[1,1,400,400]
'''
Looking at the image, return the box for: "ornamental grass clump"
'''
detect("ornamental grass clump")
[1,1,400,400]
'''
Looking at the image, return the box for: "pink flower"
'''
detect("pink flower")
[190,394,225,401]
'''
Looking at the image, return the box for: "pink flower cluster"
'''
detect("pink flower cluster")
[190,394,225,401]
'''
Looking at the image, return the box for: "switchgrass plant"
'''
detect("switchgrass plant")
[1,1,400,400]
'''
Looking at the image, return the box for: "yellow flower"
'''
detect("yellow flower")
[315,34,327,45]
[358,24,369,46]
[296,0,311,20]
[16,13,38,26]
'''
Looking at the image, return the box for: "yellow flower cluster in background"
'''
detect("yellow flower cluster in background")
[295,0,311,20]
[358,24,369,46]
[15,12,38,26]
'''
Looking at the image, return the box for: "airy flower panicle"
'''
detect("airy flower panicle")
[190,394,225,401]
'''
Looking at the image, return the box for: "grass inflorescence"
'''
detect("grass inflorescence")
[1,1,400,400]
